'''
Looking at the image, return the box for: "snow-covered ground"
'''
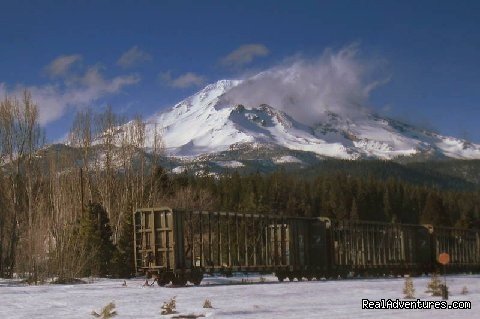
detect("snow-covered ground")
[0,274,478,318]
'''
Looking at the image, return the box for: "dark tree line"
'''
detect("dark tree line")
[164,170,480,228]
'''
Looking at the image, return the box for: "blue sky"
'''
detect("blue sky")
[1,0,479,142]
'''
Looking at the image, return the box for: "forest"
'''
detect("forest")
[0,91,479,282]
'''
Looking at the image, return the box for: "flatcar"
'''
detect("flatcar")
[133,207,480,286]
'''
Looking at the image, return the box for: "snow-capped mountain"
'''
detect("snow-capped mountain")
[142,78,480,161]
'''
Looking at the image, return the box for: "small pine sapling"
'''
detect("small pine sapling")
[403,277,415,299]
[91,302,117,318]
[461,286,468,295]
[161,296,177,315]
[426,273,442,296]
[203,299,213,309]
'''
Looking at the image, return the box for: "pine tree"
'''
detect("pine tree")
[403,277,415,299]
[91,302,117,318]
[79,202,115,277]
[111,208,135,278]
[383,189,393,222]
[420,192,450,226]
[161,296,177,315]
[350,198,359,220]
[426,273,442,296]
[203,299,213,308]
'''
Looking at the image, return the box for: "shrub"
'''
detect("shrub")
[403,277,415,299]
[203,299,213,309]
[426,273,442,296]
[161,296,177,315]
[91,301,117,318]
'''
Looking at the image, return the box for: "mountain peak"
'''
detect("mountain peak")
[141,78,480,160]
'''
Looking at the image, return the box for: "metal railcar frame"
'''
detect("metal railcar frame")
[133,207,322,285]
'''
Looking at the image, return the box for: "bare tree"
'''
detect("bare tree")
[0,91,44,277]
[0,96,167,279]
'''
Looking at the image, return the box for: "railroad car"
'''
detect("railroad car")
[324,219,431,277]
[133,207,480,286]
[428,225,480,273]
[133,207,326,285]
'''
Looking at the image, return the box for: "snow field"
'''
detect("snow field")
[1,274,478,318]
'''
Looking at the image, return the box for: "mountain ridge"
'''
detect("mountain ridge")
[139,78,480,160]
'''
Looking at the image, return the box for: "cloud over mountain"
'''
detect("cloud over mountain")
[222,44,388,125]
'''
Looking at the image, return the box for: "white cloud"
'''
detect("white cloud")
[117,46,152,68]
[44,54,82,77]
[221,44,269,67]
[1,63,140,125]
[221,44,389,125]
[160,71,206,88]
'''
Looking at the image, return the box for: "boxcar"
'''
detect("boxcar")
[324,219,432,277]
[133,207,325,285]
[430,226,480,273]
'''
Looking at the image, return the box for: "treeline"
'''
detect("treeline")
[0,91,479,281]
[168,170,480,228]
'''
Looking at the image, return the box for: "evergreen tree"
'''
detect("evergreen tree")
[111,208,135,278]
[403,277,415,299]
[426,273,442,296]
[383,189,393,222]
[350,198,359,220]
[91,302,117,318]
[79,202,115,277]
[420,192,450,226]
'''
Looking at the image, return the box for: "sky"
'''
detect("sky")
[1,0,479,142]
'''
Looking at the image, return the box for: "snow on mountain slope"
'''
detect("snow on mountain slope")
[145,80,353,158]
[141,78,480,160]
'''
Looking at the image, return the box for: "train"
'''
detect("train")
[133,207,480,286]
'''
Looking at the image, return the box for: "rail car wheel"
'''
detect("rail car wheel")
[157,278,169,286]
[191,274,203,286]
[275,272,285,282]
[155,273,168,286]
[172,276,187,286]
